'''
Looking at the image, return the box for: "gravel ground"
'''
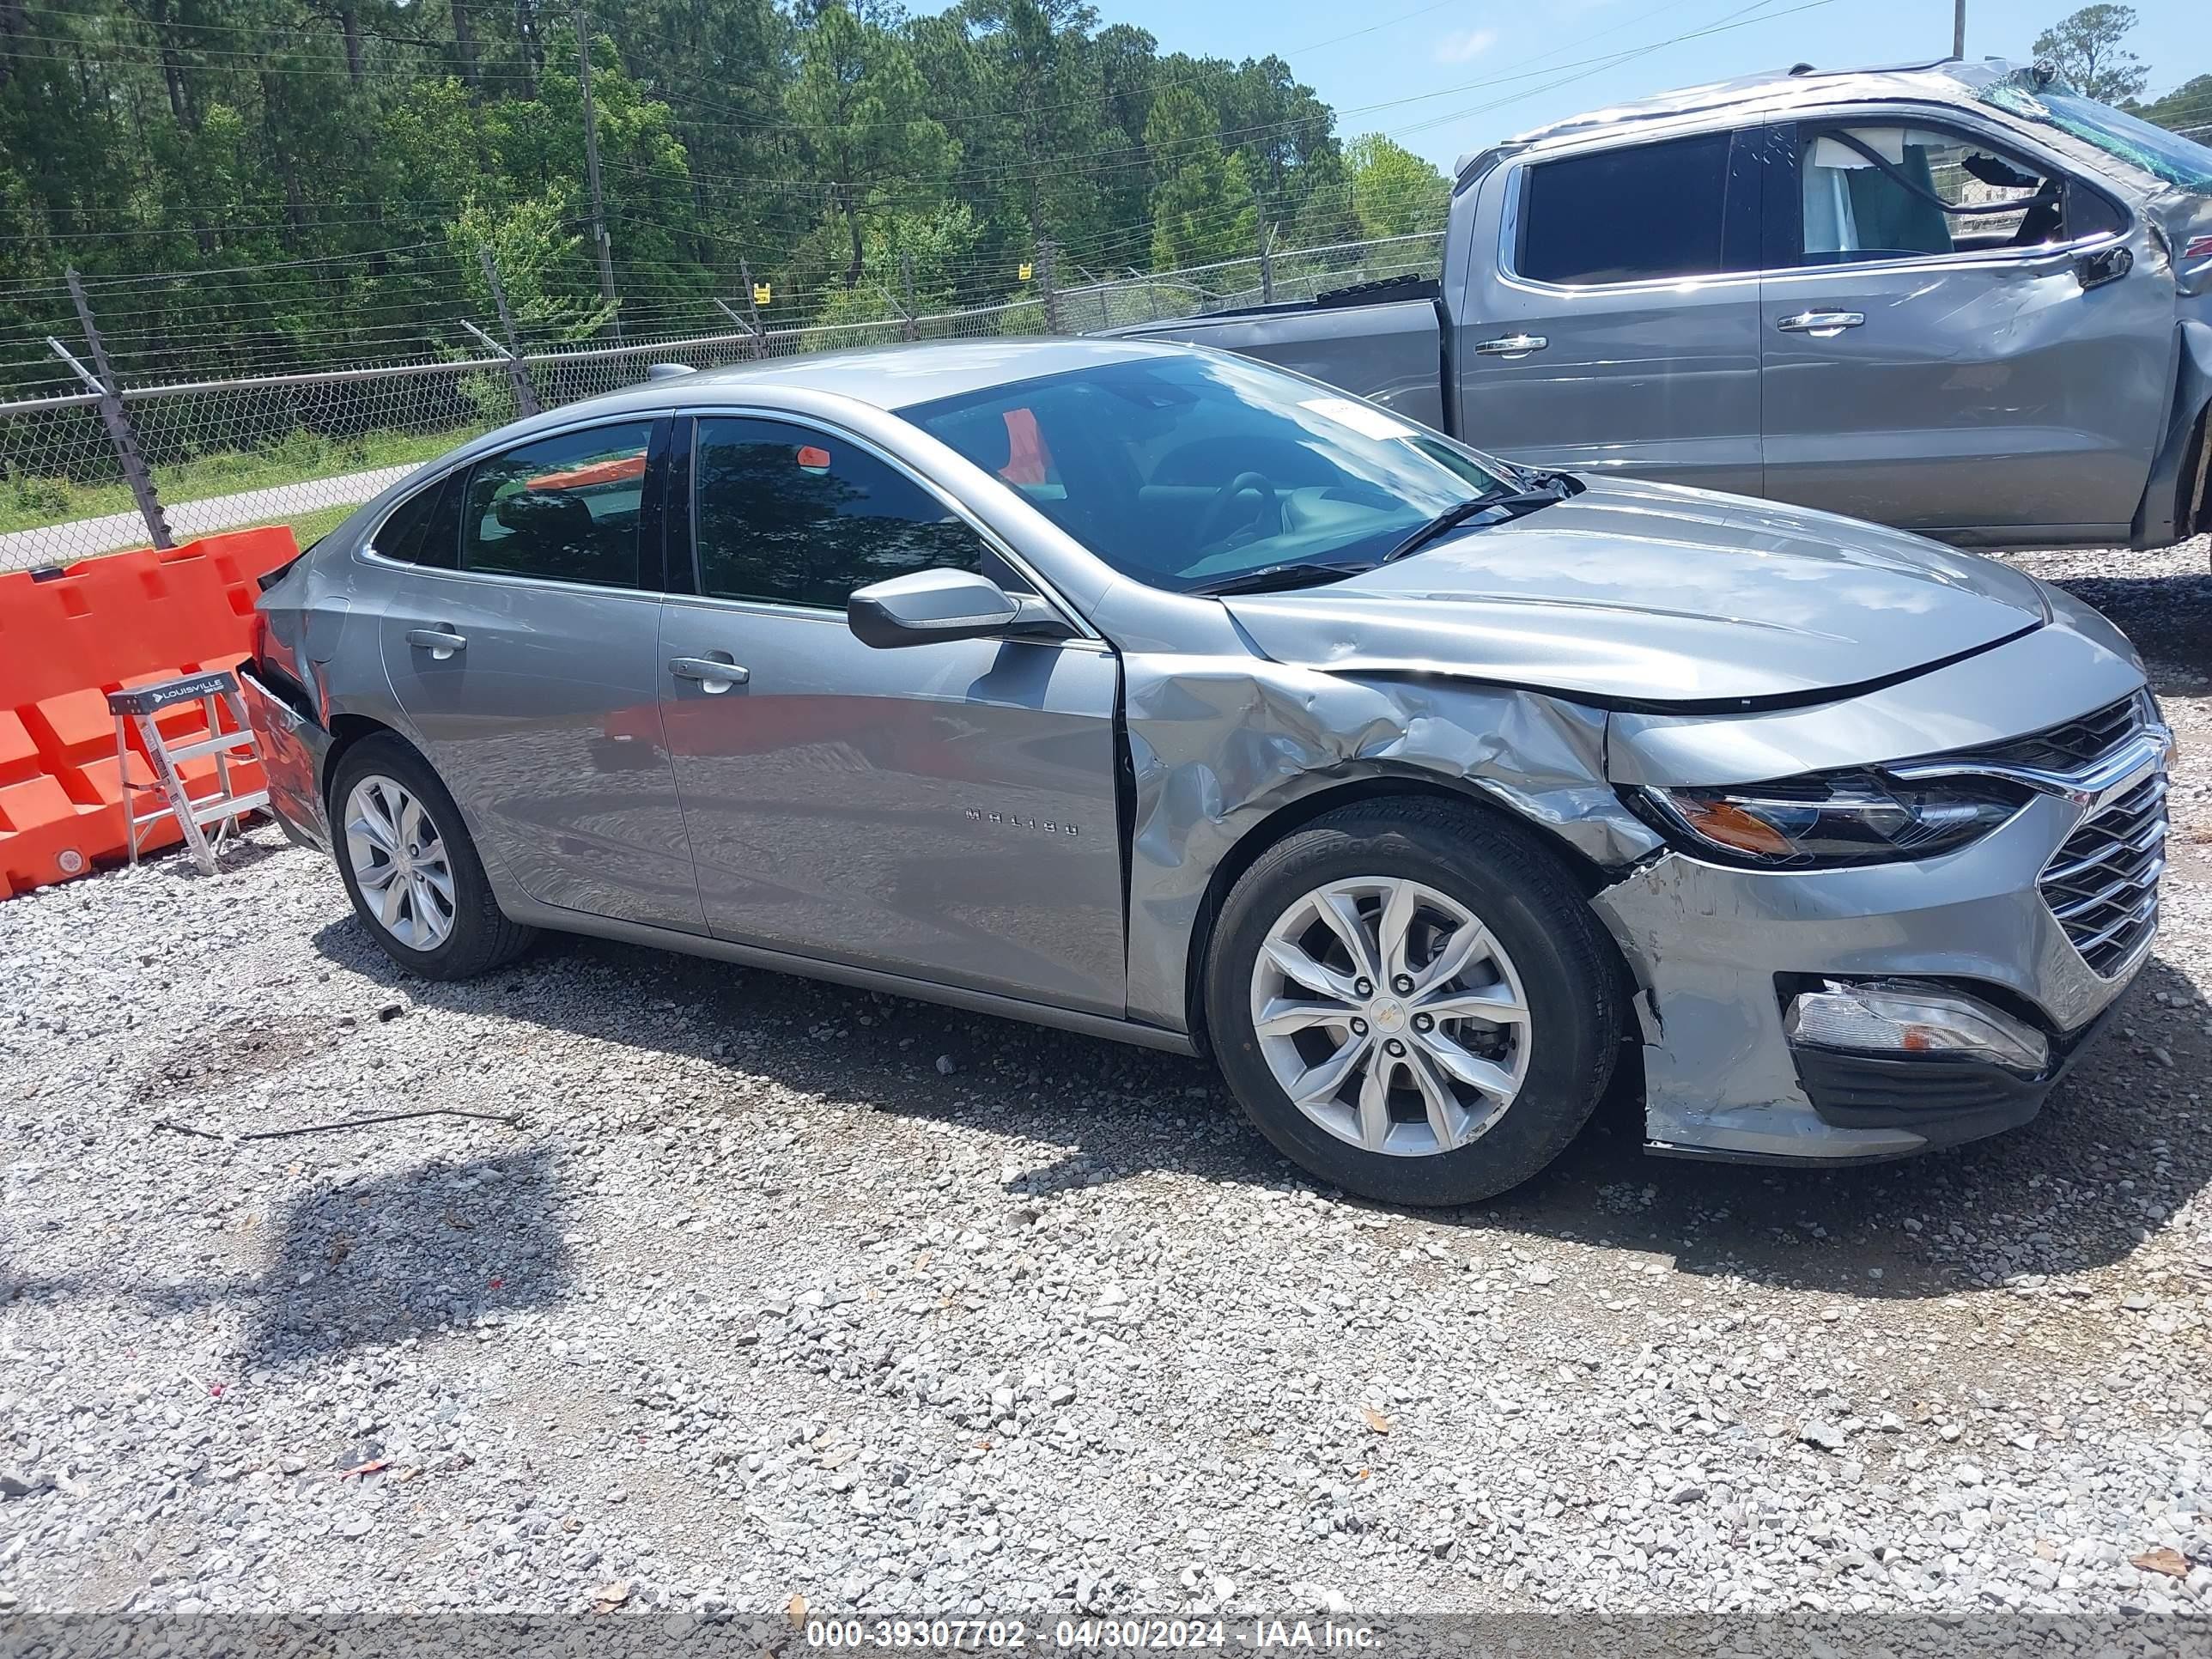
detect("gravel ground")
[1,536,2208,1633]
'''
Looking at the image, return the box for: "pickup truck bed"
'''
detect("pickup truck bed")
[1110,276,1451,437]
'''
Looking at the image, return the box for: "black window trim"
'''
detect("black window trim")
[1760,107,2132,279]
[1499,125,1765,293]
[357,413,671,597]
[666,403,1097,640]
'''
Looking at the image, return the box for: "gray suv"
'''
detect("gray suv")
[245,340,2168,1206]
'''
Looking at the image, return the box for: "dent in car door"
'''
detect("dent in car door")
[1453,128,1766,495]
[377,417,705,933]
[1757,117,2169,537]
[658,413,1127,1016]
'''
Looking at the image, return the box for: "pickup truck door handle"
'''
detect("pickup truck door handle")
[404,627,466,659]
[669,654,749,692]
[1776,310,1866,337]
[1473,333,1547,357]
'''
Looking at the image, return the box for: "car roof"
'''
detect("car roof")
[612,335,1184,414]
[393,336,1219,484]
[1456,56,2021,176]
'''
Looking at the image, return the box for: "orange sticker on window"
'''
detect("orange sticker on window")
[796,445,831,472]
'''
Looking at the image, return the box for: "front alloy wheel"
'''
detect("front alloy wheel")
[1249,877,1530,1157]
[1206,799,1621,1206]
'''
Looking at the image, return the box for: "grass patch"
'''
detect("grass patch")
[1,423,484,536]
[239,501,361,552]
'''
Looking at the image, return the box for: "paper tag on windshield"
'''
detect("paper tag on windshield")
[1301,397,1418,442]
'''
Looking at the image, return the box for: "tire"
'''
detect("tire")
[1205,799,1620,1207]
[329,732,538,981]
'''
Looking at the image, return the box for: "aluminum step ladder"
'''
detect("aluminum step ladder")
[109,668,269,875]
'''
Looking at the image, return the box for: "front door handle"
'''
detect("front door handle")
[1473,333,1547,357]
[405,627,466,660]
[669,654,749,693]
[1776,310,1866,337]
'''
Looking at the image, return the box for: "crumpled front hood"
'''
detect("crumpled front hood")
[1222,477,2050,706]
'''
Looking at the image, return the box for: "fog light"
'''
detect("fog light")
[1784,981,2050,1074]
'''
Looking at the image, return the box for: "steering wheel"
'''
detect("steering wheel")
[1195,471,1279,551]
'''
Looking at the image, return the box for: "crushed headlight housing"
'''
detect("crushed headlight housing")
[1785,981,2051,1074]
[1634,769,2029,869]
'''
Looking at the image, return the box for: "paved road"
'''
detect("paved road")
[0,463,412,571]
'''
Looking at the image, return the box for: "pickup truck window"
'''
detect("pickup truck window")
[1517,131,1743,285]
[1796,124,2081,263]
[901,353,1516,595]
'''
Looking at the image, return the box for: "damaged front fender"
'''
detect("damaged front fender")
[1118,655,1661,1030]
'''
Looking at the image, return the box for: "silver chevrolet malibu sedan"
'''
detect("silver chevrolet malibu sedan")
[245,339,2169,1206]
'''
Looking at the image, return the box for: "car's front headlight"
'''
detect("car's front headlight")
[1633,769,2030,869]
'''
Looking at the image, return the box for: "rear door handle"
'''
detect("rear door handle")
[1473,333,1547,356]
[1776,310,1865,337]
[405,627,466,660]
[670,654,749,692]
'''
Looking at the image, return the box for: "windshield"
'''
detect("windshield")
[1980,80,2212,193]
[898,353,1516,593]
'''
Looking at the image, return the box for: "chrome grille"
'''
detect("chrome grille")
[2039,772,2167,978]
[1974,692,2146,773]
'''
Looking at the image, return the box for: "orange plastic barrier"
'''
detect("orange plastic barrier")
[0,526,300,897]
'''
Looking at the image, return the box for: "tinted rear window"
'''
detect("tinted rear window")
[369,473,460,568]
[1519,132,1734,284]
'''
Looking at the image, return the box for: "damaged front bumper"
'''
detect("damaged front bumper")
[1592,787,2154,1164]
[240,666,333,854]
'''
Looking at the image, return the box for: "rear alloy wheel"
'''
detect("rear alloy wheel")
[330,733,537,980]
[343,775,456,951]
[1207,800,1620,1206]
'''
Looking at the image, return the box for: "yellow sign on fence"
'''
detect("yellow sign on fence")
[1018,262,1033,283]
[752,283,772,307]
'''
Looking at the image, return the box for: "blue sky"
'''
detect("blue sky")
[1102,0,2212,171]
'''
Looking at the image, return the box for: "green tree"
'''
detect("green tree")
[0,0,1366,392]
[2033,4,2151,105]
[2127,72,2212,131]
[1146,84,1257,270]
[447,191,614,344]
[1346,134,1449,240]
[961,0,1106,254]
[788,4,955,291]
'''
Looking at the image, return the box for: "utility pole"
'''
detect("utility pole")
[900,250,919,343]
[574,2,620,337]
[1953,0,1966,59]
[1259,220,1277,305]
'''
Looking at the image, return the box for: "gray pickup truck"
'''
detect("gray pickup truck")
[1115,58,2212,553]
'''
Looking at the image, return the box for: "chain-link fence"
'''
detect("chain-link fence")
[0,230,1443,573]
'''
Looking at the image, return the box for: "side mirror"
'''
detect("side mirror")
[848,568,1065,649]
